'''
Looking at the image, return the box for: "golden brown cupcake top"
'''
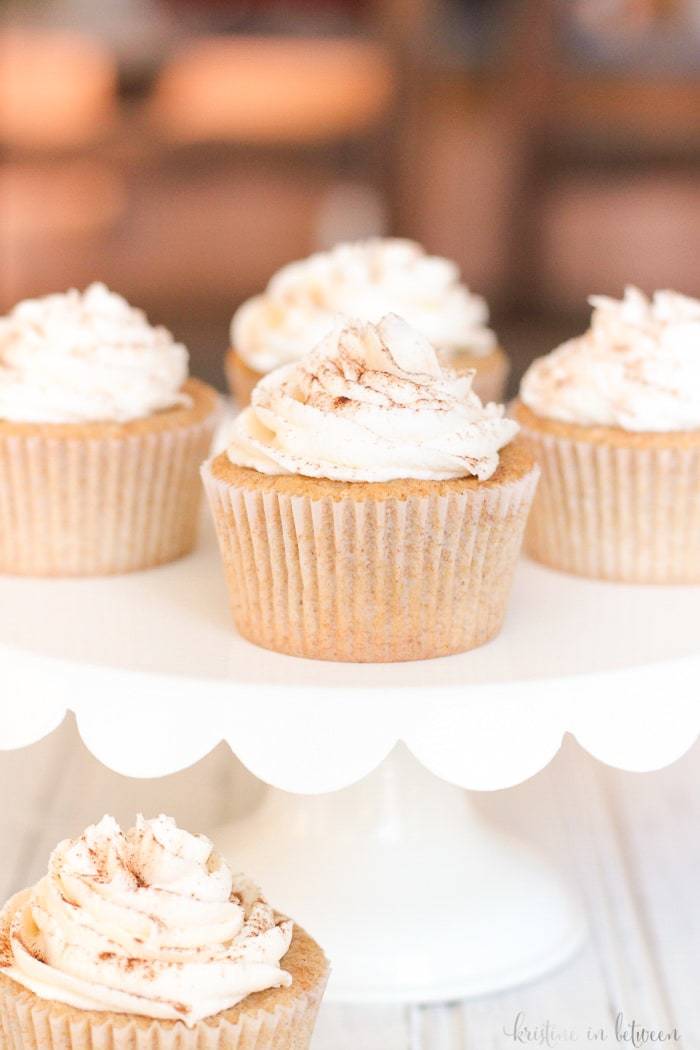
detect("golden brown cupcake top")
[211,437,535,501]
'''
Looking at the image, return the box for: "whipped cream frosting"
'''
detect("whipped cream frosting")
[226,314,517,482]
[0,283,189,423]
[0,815,293,1027]
[232,238,497,373]
[521,287,700,432]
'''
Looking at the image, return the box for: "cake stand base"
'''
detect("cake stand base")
[212,745,585,1003]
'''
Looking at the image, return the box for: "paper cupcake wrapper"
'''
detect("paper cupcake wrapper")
[0,970,327,1050]
[202,464,539,662]
[521,425,700,583]
[0,416,217,576]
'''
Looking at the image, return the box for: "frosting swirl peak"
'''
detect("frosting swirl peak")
[520,287,700,432]
[0,283,189,424]
[0,815,293,1026]
[232,238,496,373]
[226,314,517,482]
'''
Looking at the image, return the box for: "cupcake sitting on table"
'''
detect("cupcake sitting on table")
[226,238,510,408]
[0,814,329,1050]
[0,283,220,576]
[206,312,538,663]
[515,287,700,584]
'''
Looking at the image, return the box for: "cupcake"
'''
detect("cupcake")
[227,238,509,408]
[206,313,538,662]
[515,287,700,583]
[0,283,220,575]
[0,814,329,1050]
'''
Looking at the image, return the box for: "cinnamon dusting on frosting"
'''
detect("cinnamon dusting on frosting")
[232,238,497,373]
[226,313,517,482]
[0,284,189,424]
[521,287,700,432]
[0,815,293,1027]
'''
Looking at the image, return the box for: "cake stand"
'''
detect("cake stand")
[1,515,698,1003]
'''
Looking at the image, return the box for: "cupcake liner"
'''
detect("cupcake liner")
[520,424,700,583]
[0,413,218,576]
[202,462,539,662]
[0,969,327,1050]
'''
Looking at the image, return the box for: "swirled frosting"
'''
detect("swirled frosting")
[232,238,497,373]
[0,284,189,423]
[0,815,293,1027]
[226,314,517,482]
[521,287,700,432]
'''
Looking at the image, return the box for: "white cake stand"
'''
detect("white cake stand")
[1,516,698,1002]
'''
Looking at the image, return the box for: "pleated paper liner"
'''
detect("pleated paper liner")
[226,346,511,411]
[0,903,329,1050]
[0,379,220,577]
[202,443,539,662]
[515,401,700,584]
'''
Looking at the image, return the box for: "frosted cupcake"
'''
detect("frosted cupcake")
[0,814,328,1050]
[227,238,509,408]
[515,287,700,583]
[206,313,538,662]
[0,283,220,575]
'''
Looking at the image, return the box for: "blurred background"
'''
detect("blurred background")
[1,0,699,391]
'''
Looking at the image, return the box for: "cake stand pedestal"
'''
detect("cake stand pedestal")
[213,744,584,1003]
[1,515,698,1002]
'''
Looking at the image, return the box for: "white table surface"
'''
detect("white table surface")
[0,723,698,1049]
